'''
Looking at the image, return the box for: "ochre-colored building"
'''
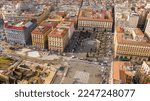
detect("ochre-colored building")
[78,7,113,32]
[48,28,69,52]
[31,20,58,49]
[114,26,150,61]
[57,21,74,39]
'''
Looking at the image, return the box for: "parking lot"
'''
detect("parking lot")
[95,31,113,83]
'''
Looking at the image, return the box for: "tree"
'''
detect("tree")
[90,48,93,53]
[86,52,89,57]
[124,56,129,61]
[35,65,42,70]
[59,66,64,71]
[93,54,95,57]
[119,56,123,61]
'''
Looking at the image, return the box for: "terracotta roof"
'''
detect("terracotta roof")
[125,71,134,77]
[4,20,29,30]
[32,25,50,35]
[32,20,58,35]
[113,61,134,83]
[48,28,68,37]
[116,26,124,33]
[40,20,58,28]
[113,61,124,81]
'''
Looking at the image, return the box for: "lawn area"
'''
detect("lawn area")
[0,57,15,70]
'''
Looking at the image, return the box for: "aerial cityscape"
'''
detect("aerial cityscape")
[0,0,150,84]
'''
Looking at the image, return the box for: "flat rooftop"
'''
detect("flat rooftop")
[48,13,63,22]
[32,20,58,35]
[78,8,113,21]
[48,28,68,37]
[32,25,50,35]
[116,26,150,46]
[40,20,58,27]
[57,21,74,28]
[4,20,34,30]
